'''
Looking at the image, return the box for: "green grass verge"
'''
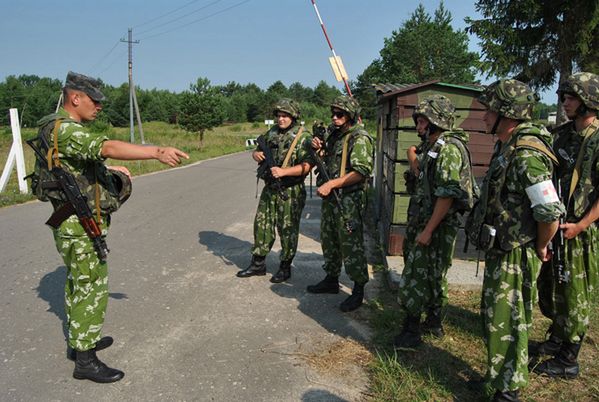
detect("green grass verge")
[0,121,263,208]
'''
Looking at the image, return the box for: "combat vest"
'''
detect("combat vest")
[28,114,131,216]
[319,125,373,193]
[466,125,558,252]
[420,130,478,216]
[259,124,307,188]
[553,119,599,222]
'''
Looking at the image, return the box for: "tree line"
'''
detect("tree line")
[0,74,343,130]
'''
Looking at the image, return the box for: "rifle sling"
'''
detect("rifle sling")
[568,119,599,203]
[46,202,76,229]
[281,126,304,168]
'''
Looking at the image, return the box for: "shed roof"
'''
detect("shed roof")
[374,80,483,103]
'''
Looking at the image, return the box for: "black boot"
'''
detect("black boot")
[68,336,114,361]
[236,255,266,278]
[393,315,422,349]
[492,389,520,402]
[421,307,444,338]
[73,349,124,383]
[535,334,562,356]
[306,274,339,294]
[270,260,292,283]
[340,283,365,312]
[533,340,582,379]
[529,325,562,357]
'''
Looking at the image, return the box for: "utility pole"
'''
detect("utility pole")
[121,28,145,144]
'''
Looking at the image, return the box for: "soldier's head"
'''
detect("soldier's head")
[330,95,360,127]
[479,78,538,136]
[62,71,105,122]
[557,72,599,120]
[412,95,455,140]
[273,98,300,130]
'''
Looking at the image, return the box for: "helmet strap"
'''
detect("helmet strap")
[575,104,589,118]
[491,115,502,135]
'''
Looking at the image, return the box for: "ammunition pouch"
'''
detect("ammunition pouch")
[404,170,417,194]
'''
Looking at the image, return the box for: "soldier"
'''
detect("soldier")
[532,72,599,379]
[306,96,373,312]
[393,95,476,349]
[466,79,564,401]
[236,99,313,283]
[32,72,188,382]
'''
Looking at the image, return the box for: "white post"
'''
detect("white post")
[0,108,29,194]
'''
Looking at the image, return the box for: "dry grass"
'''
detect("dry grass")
[302,338,373,376]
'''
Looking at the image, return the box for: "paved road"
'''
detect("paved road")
[0,152,373,402]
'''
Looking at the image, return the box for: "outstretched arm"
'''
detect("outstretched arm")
[101,140,189,167]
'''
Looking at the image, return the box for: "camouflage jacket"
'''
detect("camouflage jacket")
[318,125,373,191]
[256,123,313,186]
[32,108,126,216]
[553,119,599,222]
[479,122,565,252]
[412,129,474,227]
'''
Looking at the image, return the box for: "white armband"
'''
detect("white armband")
[525,180,559,207]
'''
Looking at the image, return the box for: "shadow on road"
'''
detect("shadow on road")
[302,389,349,402]
[198,231,252,271]
[36,265,128,340]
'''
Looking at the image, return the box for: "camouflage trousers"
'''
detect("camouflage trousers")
[538,224,598,343]
[320,190,369,285]
[398,220,458,316]
[52,215,110,352]
[482,245,541,392]
[252,183,306,261]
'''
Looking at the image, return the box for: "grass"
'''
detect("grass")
[0,121,264,207]
[365,281,599,401]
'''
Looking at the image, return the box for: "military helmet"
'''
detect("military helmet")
[273,98,301,119]
[478,79,538,120]
[111,170,132,205]
[557,72,599,111]
[412,94,455,130]
[330,95,361,122]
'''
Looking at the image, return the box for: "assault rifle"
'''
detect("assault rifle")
[552,178,568,283]
[309,122,353,233]
[256,136,289,201]
[27,136,109,263]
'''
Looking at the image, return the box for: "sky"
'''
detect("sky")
[0,0,558,103]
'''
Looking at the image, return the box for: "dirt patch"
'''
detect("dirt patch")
[301,338,373,377]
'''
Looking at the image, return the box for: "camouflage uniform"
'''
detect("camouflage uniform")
[38,107,112,352]
[398,96,475,321]
[399,130,472,316]
[252,123,313,261]
[536,73,599,356]
[319,124,373,284]
[471,80,565,394]
[551,119,599,343]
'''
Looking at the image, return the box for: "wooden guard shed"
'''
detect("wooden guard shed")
[374,80,496,256]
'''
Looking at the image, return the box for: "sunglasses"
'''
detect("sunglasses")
[331,111,346,119]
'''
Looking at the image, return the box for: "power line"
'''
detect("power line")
[97,49,128,75]
[136,0,223,36]
[139,0,251,41]
[89,39,122,74]
[133,0,203,29]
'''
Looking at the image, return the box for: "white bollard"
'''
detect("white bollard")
[0,108,29,194]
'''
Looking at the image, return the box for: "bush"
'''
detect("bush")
[89,119,111,133]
